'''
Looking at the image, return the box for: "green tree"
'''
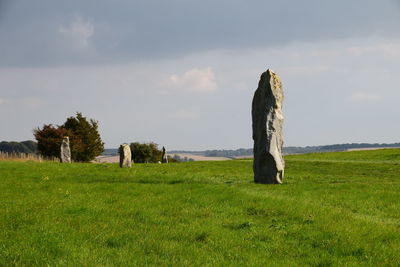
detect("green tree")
[62,112,104,162]
[149,142,163,162]
[130,142,152,163]
[130,142,163,163]
[34,112,104,162]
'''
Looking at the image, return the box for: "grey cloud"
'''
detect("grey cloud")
[1,36,399,149]
[0,0,400,67]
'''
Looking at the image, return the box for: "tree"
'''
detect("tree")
[33,124,70,158]
[33,112,104,162]
[149,142,163,162]
[130,142,152,163]
[62,112,104,162]
[130,142,163,163]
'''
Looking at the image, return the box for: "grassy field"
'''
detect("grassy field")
[1,149,399,266]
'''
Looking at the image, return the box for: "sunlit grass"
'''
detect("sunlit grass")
[1,149,399,266]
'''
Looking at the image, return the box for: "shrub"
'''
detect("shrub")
[130,142,163,163]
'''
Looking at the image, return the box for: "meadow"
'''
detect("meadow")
[0,149,399,266]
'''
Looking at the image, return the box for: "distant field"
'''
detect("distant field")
[96,154,231,163]
[172,153,232,161]
[347,147,400,152]
[1,149,399,266]
[95,155,119,163]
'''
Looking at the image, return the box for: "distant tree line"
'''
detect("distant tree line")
[170,154,194,162]
[171,143,400,157]
[284,143,400,154]
[0,140,37,153]
[204,148,253,157]
[102,148,118,155]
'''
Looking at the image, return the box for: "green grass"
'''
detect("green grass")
[1,149,400,266]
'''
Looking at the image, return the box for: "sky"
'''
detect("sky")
[0,0,399,150]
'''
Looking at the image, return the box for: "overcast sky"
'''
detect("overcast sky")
[0,0,399,150]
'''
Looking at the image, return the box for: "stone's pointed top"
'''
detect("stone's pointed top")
[260,69,276,77]
[256,69,284,104]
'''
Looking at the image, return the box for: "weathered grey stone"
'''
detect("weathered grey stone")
[119,144,132,168]
[161,146,168,163]
[60,136,71,163]
[252,69,284,184]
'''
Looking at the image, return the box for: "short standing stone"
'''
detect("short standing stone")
[252,69,284,184]
[161,146,168,163]
[60,136,71,163]
[119,144,132,168]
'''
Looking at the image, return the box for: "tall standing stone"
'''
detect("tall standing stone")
[161,146,168,163]
[119,144,132,168]
[252,69,284,184]
[60,136,71,163]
